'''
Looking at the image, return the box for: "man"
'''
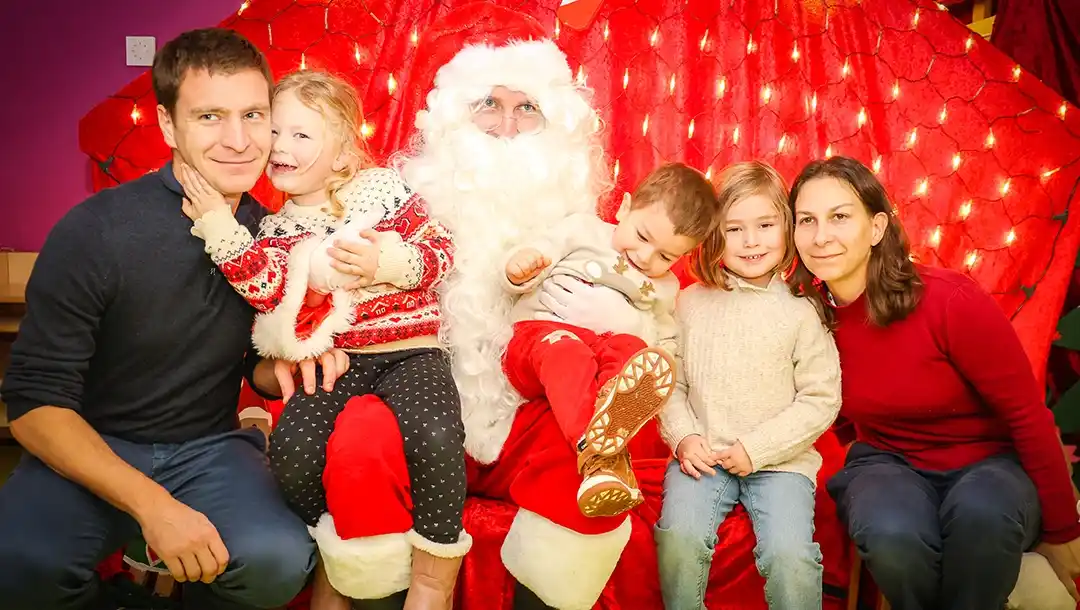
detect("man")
[0,28,345,609]
[311,5,654,610]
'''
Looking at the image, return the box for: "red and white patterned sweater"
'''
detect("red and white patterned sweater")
[191,168,454,359]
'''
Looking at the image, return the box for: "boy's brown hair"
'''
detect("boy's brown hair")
[689,161,793,289]
[152,28,273,117]
[630,162,720,241]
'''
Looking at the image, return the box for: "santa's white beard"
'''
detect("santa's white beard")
[400,125,599,463]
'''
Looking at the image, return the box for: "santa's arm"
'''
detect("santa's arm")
[370,193,455,291]
[192,211,310,313]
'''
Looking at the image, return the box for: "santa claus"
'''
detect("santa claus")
[312,3,656,610]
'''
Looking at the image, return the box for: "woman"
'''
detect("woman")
[787,156,1080,609]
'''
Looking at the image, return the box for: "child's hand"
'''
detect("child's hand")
[715,441,753,477]
[506,248,550,285]
[676,434,717,479]
[330,230,382,289]
[178,164,230,221]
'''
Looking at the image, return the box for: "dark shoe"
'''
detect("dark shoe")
[512,582,555,610]
[352,590,408,610]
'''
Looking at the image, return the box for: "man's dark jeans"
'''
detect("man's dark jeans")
[0,427,316,610]
[827,442,1041,610]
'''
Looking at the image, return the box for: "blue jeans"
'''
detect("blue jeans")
[827,442,1041,610]
[0,428,316,610]
[655,460,823,610]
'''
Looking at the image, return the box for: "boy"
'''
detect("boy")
[501,162,720,517]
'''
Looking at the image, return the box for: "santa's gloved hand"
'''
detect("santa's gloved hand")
[535,275,644,336]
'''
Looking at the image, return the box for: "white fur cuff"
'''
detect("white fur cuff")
[310,514,412,600]
[501,509,632,610]
[405,528,473,558]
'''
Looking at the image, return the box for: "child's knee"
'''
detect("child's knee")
[755,536,822,575]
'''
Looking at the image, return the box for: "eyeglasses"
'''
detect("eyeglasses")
[470,96,546,135]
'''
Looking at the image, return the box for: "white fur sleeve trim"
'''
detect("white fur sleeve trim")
[405,528,473,558]
[311,514,412,600]
[251,237,355,360]
[501,509,631,610]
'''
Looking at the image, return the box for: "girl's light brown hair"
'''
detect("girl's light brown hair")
[274,70,374,217]
[787,156,922,328]
[689,161,794,289]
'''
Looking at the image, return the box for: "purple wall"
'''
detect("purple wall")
[0,0,239,251]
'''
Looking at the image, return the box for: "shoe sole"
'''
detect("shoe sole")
[581,347,675,458]
[577,475,644,518]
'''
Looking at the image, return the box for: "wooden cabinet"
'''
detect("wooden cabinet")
[0,251,33,441]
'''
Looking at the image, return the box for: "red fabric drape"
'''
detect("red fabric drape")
[992,0,1080,107]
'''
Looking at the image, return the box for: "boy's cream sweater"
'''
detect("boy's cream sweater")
[659,274,842,484]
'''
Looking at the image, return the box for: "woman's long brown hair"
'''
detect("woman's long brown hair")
[787,157,922,327]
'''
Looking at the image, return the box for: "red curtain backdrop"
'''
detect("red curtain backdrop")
[80,1,1080,608]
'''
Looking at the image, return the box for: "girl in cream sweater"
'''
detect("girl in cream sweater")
[655,161,841,610]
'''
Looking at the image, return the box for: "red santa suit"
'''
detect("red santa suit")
[317,4,639,608]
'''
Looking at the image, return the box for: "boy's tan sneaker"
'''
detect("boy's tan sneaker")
[577,346,675,460]
[577,451,644,517]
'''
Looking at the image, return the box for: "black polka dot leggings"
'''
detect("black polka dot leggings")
[268,348,467,545]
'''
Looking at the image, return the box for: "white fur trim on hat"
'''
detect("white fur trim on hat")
[434,39,573,104]
[251,237,355,362]
[310,514,413,600]
[501,509,632,610]
[405,528,474,558]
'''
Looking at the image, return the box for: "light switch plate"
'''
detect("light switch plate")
[126,36,156,67]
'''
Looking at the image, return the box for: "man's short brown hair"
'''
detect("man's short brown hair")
[630,162,720,241]
[152,28,273,116]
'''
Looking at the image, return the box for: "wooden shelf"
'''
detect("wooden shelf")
[0,317,18,335]
[0,283,25,304]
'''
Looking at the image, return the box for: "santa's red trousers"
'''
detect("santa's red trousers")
[318,320,652,606]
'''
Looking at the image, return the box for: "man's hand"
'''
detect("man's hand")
[676,434,716,479]
[177,164,230,221]
[535,275,643,336]
[273,349,351,404]
[715,441,753,477]
[506,248,550,285]
[1035,539,1080,601]
[327,230,384,289]
[137,496,229,584]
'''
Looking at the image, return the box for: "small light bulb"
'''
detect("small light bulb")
[907,128,918,147]
[354,44,361,64]
[1059,102,1068,119]
[842,59,850,78]
[986,129,996,148]
[939,106,948,123]
[1042,168,1060,181]
[892,81,900,100]
[825,145,833,158]
[964,251,978,268]
[857,108,867,128]
[1013,65,1022,81]
[410,27,419,45]
[716,77,727,98]
[778,134,787,152]
[732,126,740,144]
[614,159,620,180]
[965,37,974,52]
[387,73,397,94]
[1005,228,1016,245]
[688,119,695,139]
[705,166,712,181]
[912,8,921,26]
[576,66,586,85]
[131,104,140,124]
[669,74,676,96]
[791,43,800,61]
[642,114,650,136]
[1000,179,1011,196]
[603,23,610,41]
[761,85,772,104]
[623,69,629,90]
[300,53,306,70]
[952,153,961,171]
[700,30,708,51]
[650,28,659,46]
[747,35,756,54]
[872,156,882,173]
[916,178,929,196]
[360,121,373,138]
[238,0,250,14]
[958,200,972,219]
[929,226,941,246]
[554,20,560,39]
[811,93,818,113]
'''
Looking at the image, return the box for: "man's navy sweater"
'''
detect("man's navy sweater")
[1,163,268,444]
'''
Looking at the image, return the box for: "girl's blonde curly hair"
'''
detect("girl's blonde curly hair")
[273,70,374,217]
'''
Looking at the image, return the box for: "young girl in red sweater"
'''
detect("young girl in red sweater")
[179,70,466,610]
[790,156,1080,610]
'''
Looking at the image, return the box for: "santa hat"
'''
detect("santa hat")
[388,2,582,148]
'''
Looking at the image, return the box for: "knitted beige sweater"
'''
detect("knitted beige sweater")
[659,274,842,484]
